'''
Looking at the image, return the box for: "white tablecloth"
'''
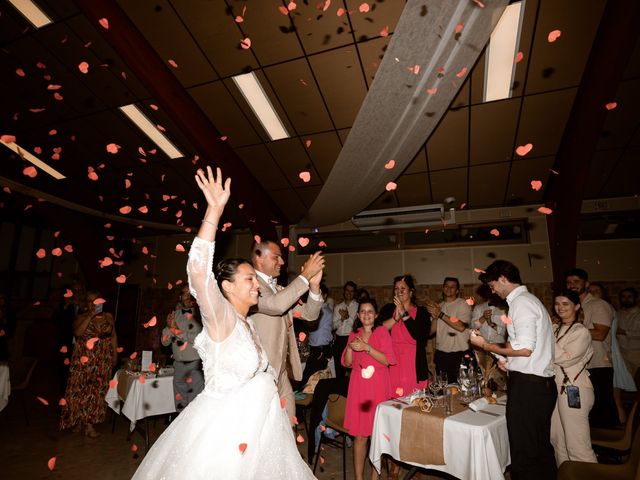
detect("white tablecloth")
[0,365,9,412]
[105,370,176,430]
[370,399,510,480]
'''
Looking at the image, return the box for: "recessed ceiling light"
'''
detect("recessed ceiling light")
[119,104,184,159]
[8,0,52,29]
[232,72,289,141]
[0,140,65,179]
[483,1,525,102]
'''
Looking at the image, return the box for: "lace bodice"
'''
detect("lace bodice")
[187,237,270,395]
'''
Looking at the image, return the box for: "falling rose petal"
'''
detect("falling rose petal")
[299,171,311,183]
[99,18,109,29]
[288,1,297,11]
[86,337,99,350]
[240,37,251,49]
[298,332,307,342]
[115,274,127,284]
[168,59,178,68]
[106,143,120,154]
[455,23,464,34]
[515,143,533,156]
[426,87,438,95]
[450,316,460,323]
[60,345,68,353]
[47,84,62,91]
[361,365,375,379]
[36,396,49,406]
[605,102,617,111]
[48,129,57,136]
[280,397,287,409]
[459,202,467,210]
[51,248,62,257]
[500,314,513,325]
[385,182,397,191]
[547,29,561,43]
[16,68,26,77]
[409,64,420,75]
[119,206,132,214]
[384,160,396,170]
[530,180,543,191]
[58,398,67,406]
[80,355,89,364]
[63,289,73,298]
[538,206,553,215]
[235,15,243,22]
[23,166,38,178]
[254,235,261,244]
[395,387,404,396]
[490,229,500,237]
[47,457,56,471]
[179,341,189,352]
[239,443,248,454]
[36,248,46,259]
[109,379,118,389]
[359,3,370,13]
[323,0,332,13]
[380,25,390,37]
[129,351,137,360]
[336,7,345,16]
[473,0,485,7]
[515,51,524,64]
[465,297,475,306]
[278,5,289,15]
[125,179,131,189]
[1,134,17,143]
[455,67,468,78]
[175,244,185,252]
[305,139,312,148]
[318,241,327,247]
[93,298,106,305]
[296,434,305,443]
[101,257,113,267]
[298,237,310,247]
[280,237,290,247]
[138,206,148,214]
[167,283,173,290]
[138,374,146,384]
[383,433,391,442]
[78,61,89,74]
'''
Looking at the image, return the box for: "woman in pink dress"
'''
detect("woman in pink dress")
[380,275,432,398]
[342,299,396,480]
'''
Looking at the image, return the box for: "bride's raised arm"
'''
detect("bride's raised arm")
[187,167,236,342]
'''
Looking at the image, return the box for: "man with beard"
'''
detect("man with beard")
[566,268,618,427]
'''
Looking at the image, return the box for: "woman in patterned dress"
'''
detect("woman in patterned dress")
[59,290,117,437]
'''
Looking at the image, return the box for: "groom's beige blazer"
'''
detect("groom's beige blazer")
[250,275,321,419]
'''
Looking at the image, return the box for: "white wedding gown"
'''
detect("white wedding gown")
[133,237,316,480]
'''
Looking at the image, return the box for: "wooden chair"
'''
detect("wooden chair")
[9,357,38,426]
[591,401,639,459]
[295,393,313,439]
[558,421,640,480]
[313,394,349,480]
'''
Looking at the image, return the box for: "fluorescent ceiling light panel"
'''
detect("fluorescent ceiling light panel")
[0,140,65,179]
[484,1,525,102]
[8,0,52,28]
[119,104,184,159]
[232,72,289,141]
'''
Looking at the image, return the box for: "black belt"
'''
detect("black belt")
[510,370,554,384]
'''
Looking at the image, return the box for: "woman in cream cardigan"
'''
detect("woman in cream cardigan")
[550,289,597,466]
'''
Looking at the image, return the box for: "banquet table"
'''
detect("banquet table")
[0,363,10,412]
[105,369,176,450]
[370,397,510,480]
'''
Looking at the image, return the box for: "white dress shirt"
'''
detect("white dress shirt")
[504,285,555,377]
[332,300,358,336]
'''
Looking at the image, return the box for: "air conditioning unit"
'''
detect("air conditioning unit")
[351,204,455,231]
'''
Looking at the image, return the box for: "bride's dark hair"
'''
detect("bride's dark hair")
[214,257,262,358]
[215,258,252,297]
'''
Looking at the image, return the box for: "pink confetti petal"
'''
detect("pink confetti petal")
[426,87,438,95]
[299,171,311,183]
[395,387,404,396]
[515,51,524,64]
[450,316,460,323]
[490,229,500,237]
[385,181,397,191]
[361,365,375,379]
[51,248,62,257]
[455,67,468,78]
[78,62,89,74]
[336,7,345,16]
[119,206,132,214]
[93,297,106,305]
[465,297,475,306]
[235,15,243,23]
[305,139,312,148]
[86,337,99,350]
[175,244,185,252]
[515,143,533,157]
[500,314,513,325]
[538,206,553,215]
[280,237,290,247]
[298,237,310,247]
[530,180,542,191]
[47,457,56,471]
[115,274,127,284]
[547,29,561,43]
[380,26,389,37]
[240,38,251,49]
[106,143,120,154]
[318,241,327,247]
[288,1,297,11]
[605,102,617,111]
[168,59,178,68]
[138,206,148,214]
[358,3,370,13]
[298,332,307,342]
[47,84,62,91]
[323,0,332,13]
[98,18,109,29]
[15,68,25,77]
[1,135,16,143]
[278,5,288,15]
[23,166,37,178]
[384,160,395,170]
[455,23,464,34]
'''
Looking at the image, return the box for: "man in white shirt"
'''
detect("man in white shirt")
[332,281,358,378]
[617,288,640,377]
[470,260,556,480]
[566,268,618,428]
[427,277,472,383]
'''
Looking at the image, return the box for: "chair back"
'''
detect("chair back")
[326,394,348,433]
[625,402,640,451]
[10,357,38,391]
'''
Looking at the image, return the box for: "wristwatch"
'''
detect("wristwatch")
[438,311,445,320]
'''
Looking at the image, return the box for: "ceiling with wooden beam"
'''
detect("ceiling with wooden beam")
[0,0,638,234]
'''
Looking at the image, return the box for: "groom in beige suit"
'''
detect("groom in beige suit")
[250,240,325,421]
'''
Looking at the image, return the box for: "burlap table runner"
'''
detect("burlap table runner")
[398,395,467,465]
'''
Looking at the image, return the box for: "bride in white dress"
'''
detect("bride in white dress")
[133,167,316,479]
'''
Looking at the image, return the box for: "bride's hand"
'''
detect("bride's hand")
[195,166,231,214]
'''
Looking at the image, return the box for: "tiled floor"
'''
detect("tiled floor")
[1,366,462,479]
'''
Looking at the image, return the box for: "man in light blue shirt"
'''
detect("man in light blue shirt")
[300,284,334,389]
